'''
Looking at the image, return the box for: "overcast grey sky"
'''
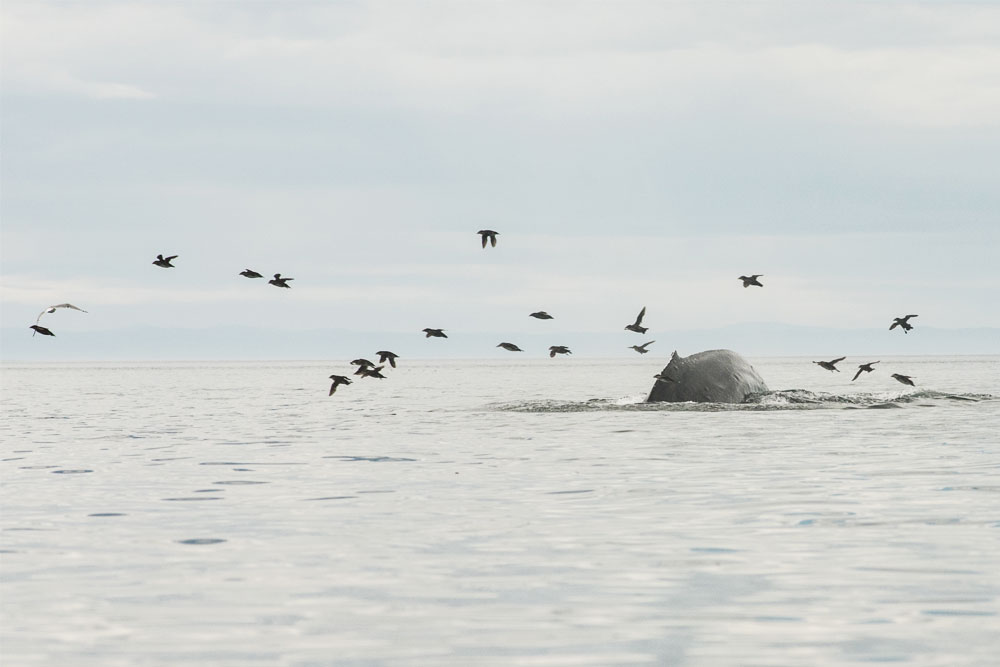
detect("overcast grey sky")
[2,1,998,357]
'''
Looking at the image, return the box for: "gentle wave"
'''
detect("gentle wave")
[491,389,996,412]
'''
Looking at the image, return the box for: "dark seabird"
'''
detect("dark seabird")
[360,365,387,379]
[739,275,764,288]
[852,361,880,382]
[30,325,55,337]
[328,374,353,395]
[240,269,264,279]
[530,311,554,320]
[376,350,399,368]
[36,303,87,323]
[477,229,499,248]
[549,345,572,358]
[152,254,177,268]
[423,328,447,338]
[351,358,375,375]
[625,306,648,334]
[497,342,523,352]
[269,273,293,288]
[891,373,916,387]
[629,341,655,354]
[890,314,918,333]
[813,356,846,372]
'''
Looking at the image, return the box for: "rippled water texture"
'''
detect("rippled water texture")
[2,357,999,665]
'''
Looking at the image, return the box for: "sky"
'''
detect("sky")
[2,1,999,359]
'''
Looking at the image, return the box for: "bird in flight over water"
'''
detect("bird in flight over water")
[359,365,387,379]
[422,328,448,338]
[36,303,87,323]
[497,342,523,352]
[549,345,572,358]
[890,314,918,333]
[852,361,880,381]
[891,373,916,386]
[739,275,764,288]
[153,254,177,268]
[629,341,655,354]
[240,269,263,279]
[269,274,293,288]
[813,357,846,372]
[376,351,399,368]
[625,307,648,334]
[30,325,56,337]
[328,375,352,395]
[477,230,499,248]
[530,311,554,320]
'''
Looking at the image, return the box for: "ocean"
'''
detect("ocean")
[1,356,998,666]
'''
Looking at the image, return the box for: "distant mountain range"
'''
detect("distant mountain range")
[2,323,998,361]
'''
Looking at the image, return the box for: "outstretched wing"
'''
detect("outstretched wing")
[831,356,846,364]
[852,368,863,381]
[634,306,646,326]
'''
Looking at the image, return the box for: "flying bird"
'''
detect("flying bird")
[376,351,399,368]
[625,307,648,334]
[359,365,387,379]
[629,341,655,354]
[891,373,916,387]
[423,328,447,338]
[497,342,523,352]
[852,361,880,381]
[813,356,846,372]
[328,375,353,395]
[739,275,764,288]
[529,311,554,320]
[477,229,499,248]
[36,303,87,323]
[549,345,572,358]
[30,325,55,337]
[239,269,264,279]
[152,254,177,268]
[269,274,293,288]
[890,314,918,333]
[351,358,376,375]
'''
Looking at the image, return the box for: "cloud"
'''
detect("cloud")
[3,2,999,126]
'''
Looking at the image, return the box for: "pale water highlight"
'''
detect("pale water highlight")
[1,357,998,665]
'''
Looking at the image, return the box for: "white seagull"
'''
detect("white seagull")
[36,303,88,323]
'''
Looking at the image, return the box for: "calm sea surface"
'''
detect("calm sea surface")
[2,356,998,666]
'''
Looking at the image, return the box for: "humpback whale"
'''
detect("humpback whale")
[647,349,768,403]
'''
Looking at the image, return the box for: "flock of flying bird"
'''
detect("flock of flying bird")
[27,229,921,395]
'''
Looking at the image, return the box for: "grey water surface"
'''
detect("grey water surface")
[1,356,998,666]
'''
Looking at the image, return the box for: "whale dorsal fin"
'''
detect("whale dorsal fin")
[670,351,680,362]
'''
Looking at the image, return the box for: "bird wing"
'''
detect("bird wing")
[481,234,488,248]
[852,368,863,381]
[165,255,178,261]
[55,303,87,312]
[634,306,646,325]
[889,321,899,330]
[831,357,846,364]
[490,234,497,247]
[329,383,338,396]
[642,341,655,350]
